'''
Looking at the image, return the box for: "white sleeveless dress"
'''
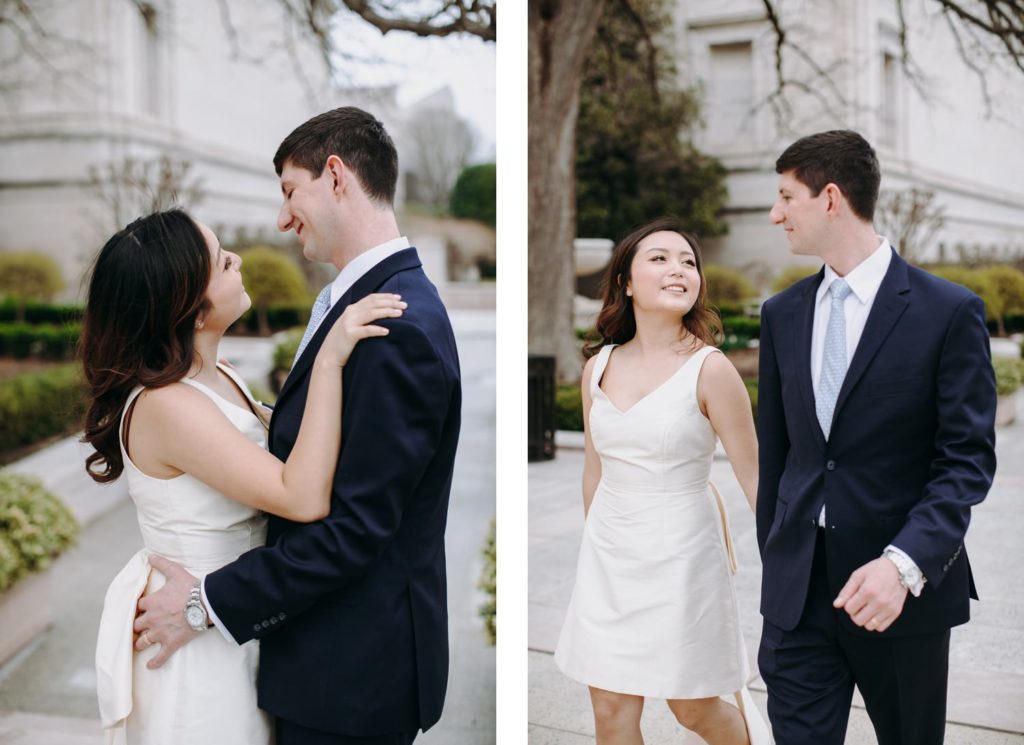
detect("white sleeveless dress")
[554,345,770,741]
[95,364,273,745]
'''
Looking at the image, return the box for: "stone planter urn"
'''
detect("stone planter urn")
[996,391,1018,427]
[0,571,53,667]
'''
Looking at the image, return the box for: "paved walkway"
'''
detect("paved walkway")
[529,390,1024,744]
[0,304,496,744]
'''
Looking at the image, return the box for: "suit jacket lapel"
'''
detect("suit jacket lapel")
[832,249,910,424]
[792,267,827,451]
[275,248,423,408]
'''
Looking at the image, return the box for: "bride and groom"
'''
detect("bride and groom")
[554,130,997,744]
[86,107,462,745]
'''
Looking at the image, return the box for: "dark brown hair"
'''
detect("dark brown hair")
[583,217,723,360]
[775,130,881,221]
[273,106,399,206]
[80,210,211,483]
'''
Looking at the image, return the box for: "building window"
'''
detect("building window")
[706,41,755,147]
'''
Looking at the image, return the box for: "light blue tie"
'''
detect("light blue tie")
[294,284,332,363]
[816,278,853,439]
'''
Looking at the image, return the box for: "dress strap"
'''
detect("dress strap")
[119,386,146,458]
[685,345,724,391]
[590,344,617,398]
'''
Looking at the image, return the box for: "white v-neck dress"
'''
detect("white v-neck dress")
[95,364,272,745]
[555,344,759,713]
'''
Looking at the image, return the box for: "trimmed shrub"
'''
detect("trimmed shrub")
[450,163,496,226]
[232,305,309,336]
[238,247,310,336]
[994,357,1024,397]
[478,518,496,645]
[927,266,999,321]
[268,328,305,395]
[703,265,756,306]
[0,470,79,592]
[0,323,80,360]
[744,378,758,421]
[772,265,819,293]
[0,364,88,455]
[555,384,584,432]
[721,316,761,339]
[979,265,1024,336]
[0,253,64,322]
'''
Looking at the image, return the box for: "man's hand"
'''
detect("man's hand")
[133,555,202,669]
[833,557,908,632]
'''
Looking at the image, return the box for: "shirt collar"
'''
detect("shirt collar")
[329,236,411,306]
[816,237,893,306]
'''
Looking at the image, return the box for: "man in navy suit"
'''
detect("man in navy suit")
[756,130,996,745]
[136,107,461,744]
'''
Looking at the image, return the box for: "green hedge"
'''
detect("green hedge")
[230,305,309,336]
[745,378,758,421]
[450,163,497,226]
[994,357,1024,397]
[0,300,82,325]
[0,470,79,592]
[556,384,584,432]
[478,518,496,645]
[0,323,81,360]
[721,316,760,339]
[0,364,88,455]
[267,328,304,395]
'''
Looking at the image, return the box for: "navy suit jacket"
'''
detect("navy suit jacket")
[205,248,461,736]
[756,250,996,636]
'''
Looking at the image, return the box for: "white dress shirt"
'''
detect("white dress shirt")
[202,235,411,641]
[810,238,924,594]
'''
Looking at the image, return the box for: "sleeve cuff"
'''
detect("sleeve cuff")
[201,577,238,644]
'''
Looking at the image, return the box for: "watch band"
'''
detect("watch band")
[883,547,924,597]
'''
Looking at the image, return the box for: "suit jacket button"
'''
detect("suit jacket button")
[826,460,836,471]
[261,620,270,628]
[278,612,286,621]
[253,624,261,632]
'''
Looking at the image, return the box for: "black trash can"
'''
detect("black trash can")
[528,355,556,461]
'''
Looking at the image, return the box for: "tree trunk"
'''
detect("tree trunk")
[528,0,605,384]
[257,306,271,337]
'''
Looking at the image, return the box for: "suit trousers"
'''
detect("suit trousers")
[276,718,417,745]
[758,533,950,745]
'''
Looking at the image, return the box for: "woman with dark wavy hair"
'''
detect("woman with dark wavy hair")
[554,217,770,744]
[82,209,404,745]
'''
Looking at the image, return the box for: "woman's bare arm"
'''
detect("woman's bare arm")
[698,351,758,512]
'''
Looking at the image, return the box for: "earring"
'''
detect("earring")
[195,320,204,330]
[626,288,633,297]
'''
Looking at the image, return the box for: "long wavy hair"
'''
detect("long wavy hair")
[583,217,723,360]
[80,210,212,483]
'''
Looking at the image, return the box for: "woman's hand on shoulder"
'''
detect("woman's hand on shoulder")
[320,293,407,367]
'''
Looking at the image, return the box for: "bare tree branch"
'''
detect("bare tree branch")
[340,0,496,41]
[753,0,1024,130]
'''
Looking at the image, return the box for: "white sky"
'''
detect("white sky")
[331,16,497,161]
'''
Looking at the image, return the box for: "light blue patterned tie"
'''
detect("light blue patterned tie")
[294,283,332,364]
[816,278,853,439]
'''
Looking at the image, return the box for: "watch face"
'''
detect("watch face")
[905,568,922,585]
[186,605,206,628]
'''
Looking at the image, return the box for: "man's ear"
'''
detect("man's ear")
[823,183,844,215]
[324,155,348,196]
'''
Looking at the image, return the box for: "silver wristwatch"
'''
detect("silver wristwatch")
[883,548,924,597]
[184,581,209,632]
